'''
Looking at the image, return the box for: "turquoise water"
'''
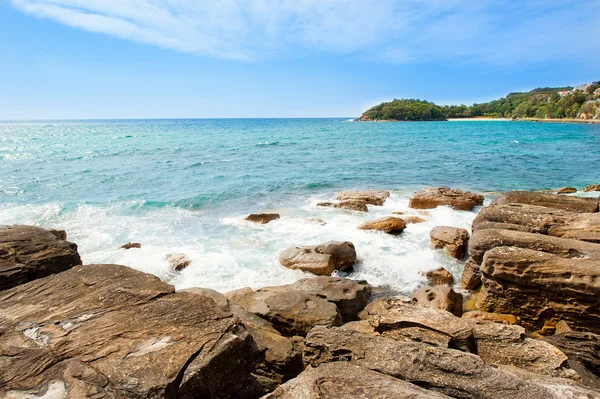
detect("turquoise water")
[1,119,599,292]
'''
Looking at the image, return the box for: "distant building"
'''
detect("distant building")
[573,82,593,91]
[557,90,570,97]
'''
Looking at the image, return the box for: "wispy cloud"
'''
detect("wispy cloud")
[10,0,600,64]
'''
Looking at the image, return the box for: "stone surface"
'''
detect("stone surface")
[0,264,263,399]
[121,242,141,249]
[430,226,470,259]
[334,190,390,206]
[555,320,573,334]
[225,286,343,337]
[0,225,82,291]
[556,186,578,194]
[279,241,356,275]
[460,257,482,290]
[583,184,600,192]
[494,191,599,213]
[409,187,484,211]
[302,327,598,399]
[179,287,229,309]
[544,331,600,389]
[262,362,451,399]
[401,215,427,224]
[462,310,519,325]
[317,200,368,212]
[412,285,463,316]
[423,267,454,286]
[166,253,191,271]
[358,217,406,235]
[246,213,281,224]
[290,277,372,322]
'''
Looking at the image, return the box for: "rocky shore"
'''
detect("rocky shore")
[1,187,600,398]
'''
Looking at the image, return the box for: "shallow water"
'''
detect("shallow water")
[1,119,599,293]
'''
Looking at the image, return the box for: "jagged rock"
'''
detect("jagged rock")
[317,200,368,212]
[583,184,600,192]
[462,310,519,325]
[423,267,454,286]
[0,225,82,291]
[279,241,356,275]
[166,253,191,271]
[466,320,576,379]
[409,187,484,211]
[302,327,598,399]
[262,362,452,399]
[246,213,281,224]
[225,286,343,337]
[290,277,372,322]
[544,331,600,389]
[358,217,406,235]
[0,264,263,399]
[430,226,470,259]
[412,285,463,316]
[121,242,141,249]
[48,229,67,240]
[474,246,600,334]
[461,257,482,290]
[401,215,427,224]
[179,287,229,309]
[334,190,390,206]
[494,191,599,213]
[556,187,577,194]
[359,296,474,351]
[555,320,573,334]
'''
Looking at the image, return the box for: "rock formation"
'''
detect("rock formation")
[279,241,356,275]
[409,187,484,211]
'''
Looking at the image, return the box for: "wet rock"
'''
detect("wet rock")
[290,277,372,322]
[166,253,191,271]
[302,326,598,399]
[392,211,404,215]
[262,362,451,399]
[544,331,600,389]
[460,257,482,290]
[409,187,484,211]
[246,213,281,224]
[225,286,343,337]
[121,242,141,249]
[462,310,519,325]
[279,241,356,275]
[401,215,427,224]
[423,267,454,286]
[583,183,600,192]
[334,190,390,206]
[0,225,82,291]
[494,191,599,213]
[358,217,406,235]
[430,226,470,259]
[0,264,263,399]
[317,200,368,212]
[556,186,577,194]
[179,287,229,309]
[412,285,463,316]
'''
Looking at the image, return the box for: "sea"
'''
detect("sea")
[1,118,599,294]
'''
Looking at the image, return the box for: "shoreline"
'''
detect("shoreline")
[359,117,600,124]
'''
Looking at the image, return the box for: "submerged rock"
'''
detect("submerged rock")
[166,253,191,271]
[121,242,141,249]
[334,190,390,206]
[401,215,427,224]
[279,241,356,275]
[409,187,484,211]
[358,216,406,235]
[246,213,281,224]
[317,200,368,212]
[430,226,470,259]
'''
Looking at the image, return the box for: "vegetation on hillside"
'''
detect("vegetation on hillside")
[361,99,447,121]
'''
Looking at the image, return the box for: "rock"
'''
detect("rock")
[0,264,263,398]
[423,267,454,286]
[430,226,470,259]
[555,320,573,334]
[583,184,600,192]
[279,241,356,275]
[317,200,368,212]
[246,213,281,224]
[474,246,600,334]
[401,215,427,224]
[166,253,191,271]
[179,287,229,309]
[494,191,599,213]
[544,331,600,389]
[225,286,343,337]
[0,225,82,291]
[556,186,577,194]
[358,217,406,235]
[48,229,67,240]
[466,320,576,379]
[392,211,404,215]
[121,242,141,249]
[412,285,463,316]
[334,190,390,206]
[262,362,452,399]
[302,327,598,399]
[290,277,372,322]
[359,296,474,351]
[460,257,482,290]
[339,320,380,336]
[409,187,484,211]
[462,310,519,325]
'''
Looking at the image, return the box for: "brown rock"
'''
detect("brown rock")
[423,267,454,286]
[494,191,599,213]
[358,217,406,235]
[279,241,356,275]
[430,226,470,259]
[401,215,427,224]
[409,187,484,211]
[556,186,577,194]
[462,310,519,325]
[0,264,263,398]
[166,253,191,271]
[179,287,229,309]
[392,211,404,215]
[460,257,482,290]
[0,225,82,291]
[412,285,463,316]
[246,213,281,224]
[544,331,600,389]
[317,200,368,212]
[583,184,600,192]
[334,190,390,206]
[555,320,573,334]
[121,242,141,249]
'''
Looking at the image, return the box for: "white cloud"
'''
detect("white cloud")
[10,0,600,64]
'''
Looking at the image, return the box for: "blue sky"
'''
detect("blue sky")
[1,0,599,119]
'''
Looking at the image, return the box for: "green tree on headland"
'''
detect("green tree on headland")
[361,99,447,121]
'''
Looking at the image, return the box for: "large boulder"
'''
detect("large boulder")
[430,226,470,259]
[246,213,281,224]
[0,264,263,399]
[279,241,356,275]
[290,277,372,322]
[302,327,598,399]
[494,191,599,213]
[423,267,454,286]
[358,217,406,235]
[412,285,463,316]
[409,187,484,211]
[225,286,343,337]
[460,257,482,290]
[262,362,451,399]
[544,331,600,389]
[0,225,82,291]
[334,190,390,206]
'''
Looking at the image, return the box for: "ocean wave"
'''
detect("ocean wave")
[255,141,279,146]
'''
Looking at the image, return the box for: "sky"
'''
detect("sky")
[1,0,599,119]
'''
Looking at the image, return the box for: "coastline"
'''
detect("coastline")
[358,117,600,124]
